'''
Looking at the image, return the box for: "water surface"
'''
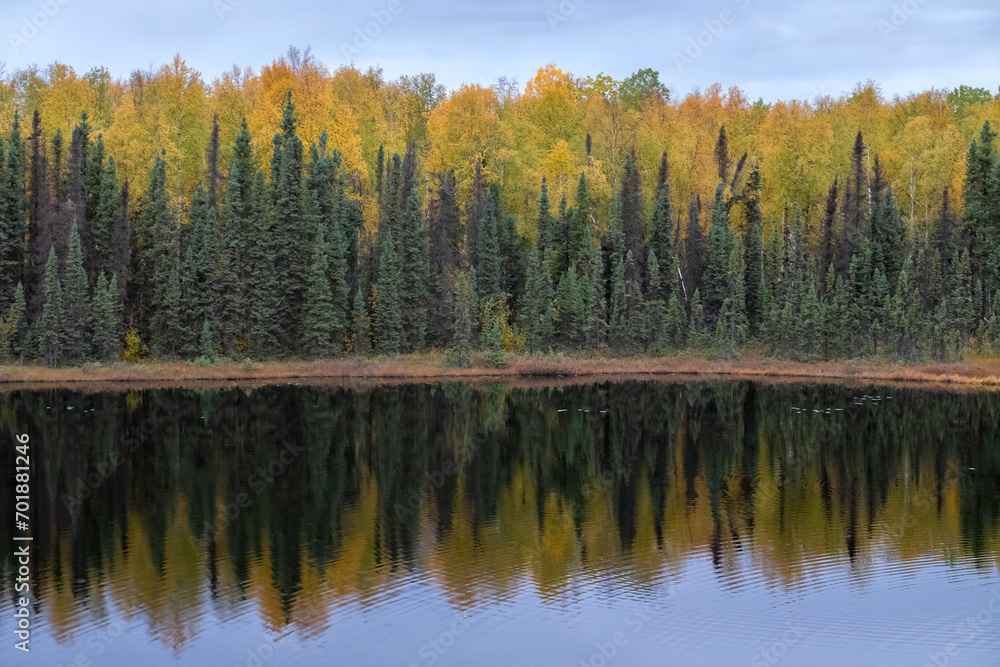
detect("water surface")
[1,380,998,666]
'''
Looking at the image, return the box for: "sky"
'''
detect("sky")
[1,0,997,102]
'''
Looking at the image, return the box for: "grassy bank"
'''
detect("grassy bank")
[4,352,1000,391]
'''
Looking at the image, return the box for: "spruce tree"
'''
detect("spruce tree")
[475,195,502,302]
[90,272,118,362]
[0,282,25,361]
[137,152,174,348]
[27,110,53,316]
[568,173,592,273]
[661,292,687,352]
[301,226,336,357]
[63,223,89,363]
[400,187,430,349]
[584,247,607,350]
[742,167,764,336]
[870,184,905,287]
[199,319,217,361]
[0,113,27,306]
[688,288,708,349]
[427,171,460,346]
[38,247,66,367]
[536,176,555,271]
[620,150,644,274]
[376,229,403,355]
[521,247,553,353]
[645,251,664,351]
[484,318,506,368]
[892,257,923,360]
[270,94,307,349]
[161,266,185,358]
[703,183,733,328]
[352,288,370,357]
[682,195,705,301]
[649,184,677,301]
[181,185,216,357]
[90,155,119,281]
[818,178,838,282]
[448,269,476,367]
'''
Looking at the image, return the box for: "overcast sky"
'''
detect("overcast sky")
[2,0,997,102]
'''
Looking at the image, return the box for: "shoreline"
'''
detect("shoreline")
[3,353,1000,392]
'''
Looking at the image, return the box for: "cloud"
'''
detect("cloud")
[2,0,996,101]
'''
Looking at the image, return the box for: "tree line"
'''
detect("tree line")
[0,96,999,366]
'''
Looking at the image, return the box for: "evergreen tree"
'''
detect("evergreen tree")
[137,152,174,348]
[688,288,708,349]
[743,167,764,337]
[27,110,54,316]
[610,250,643,356]
[870,184,905,287]
[448,269,476,367]
[475,195,502,301]
[0,282,25,361]
[891,257,923,360]
[425,171,460,345]
[661,292,687,352]
[376,229,403,355]
[645,251,664,351]
[352,288,370,357]
[199,319,217,361]
[620,152,644,279]
[648,183,677,301]
[521,247,553,353]
[702,183,733,327]
[180,185,216,357]
[63,223,89,363]
[466,158,486,267]
[161,266,185,358]
[400,187,431,349]
[836,130,867,279]
[536,176,555,271]
[682,194,705,304]
[568,173,593,273]
[584,246,607,350]
[818,177,838,282]
[0,112,26,307]
[90,155,119,281]
[90,272,119,362]
[555,266,586,350]
[38,248,66,367]
[483,318,506,368]
[301,226,336,357]
[270,94,307,349]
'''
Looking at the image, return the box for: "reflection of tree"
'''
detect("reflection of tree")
[0,380,997,649]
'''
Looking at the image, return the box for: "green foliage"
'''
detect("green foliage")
[63,224,89,363]
[447,269,476,368]
[301,226,337,358]
[38,248,66,367]
[90,272,119,362]
[376,229,403,355]
[0,282,25,361]
[484,318,507,368]
[199,319,217,361]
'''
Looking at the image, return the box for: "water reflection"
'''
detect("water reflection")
[1,380,998,665]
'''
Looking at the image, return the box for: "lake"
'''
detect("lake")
[1,379,998,666]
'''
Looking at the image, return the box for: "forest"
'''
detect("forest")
[0,51,997,366]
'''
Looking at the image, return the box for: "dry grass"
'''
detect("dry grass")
[4,352,1000,393]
